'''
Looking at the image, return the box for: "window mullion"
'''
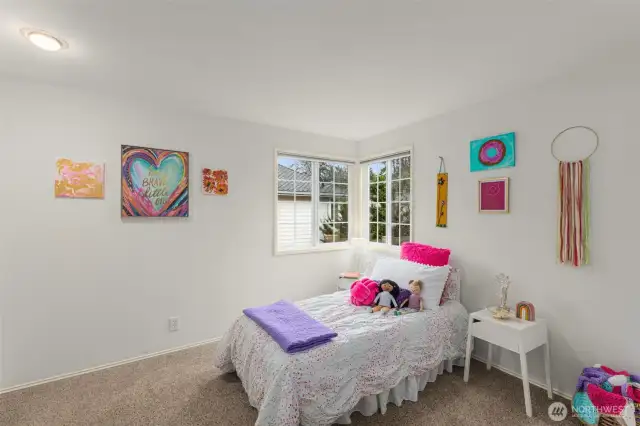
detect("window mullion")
[331,170,336,244]
[292,167,297,247]
[386,159,392,245]
[363,167,369,242]
[312,162,319,247]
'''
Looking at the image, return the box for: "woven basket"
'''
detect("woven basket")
[593,410,640,426]
[597,415,624,426]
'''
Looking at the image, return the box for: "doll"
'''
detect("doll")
[371,279,399,313]
[400,279,424,311]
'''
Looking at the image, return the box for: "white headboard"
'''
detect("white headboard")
[361,245,461,302]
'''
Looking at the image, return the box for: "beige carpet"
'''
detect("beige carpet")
[0,343,579,425]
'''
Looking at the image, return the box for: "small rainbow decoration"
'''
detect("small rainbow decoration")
[516,301,536,321]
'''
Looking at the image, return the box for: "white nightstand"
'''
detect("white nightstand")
[337,274,359,291]
[463,309,553,417]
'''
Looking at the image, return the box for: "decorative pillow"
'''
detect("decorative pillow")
[369,258,450,310]
[349,278,380,306]
[400,242,450,267]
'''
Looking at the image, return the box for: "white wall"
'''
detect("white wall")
[358,64,640,396]
[0,79,356,389]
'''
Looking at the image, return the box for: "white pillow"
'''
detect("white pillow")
[369,258,450,310]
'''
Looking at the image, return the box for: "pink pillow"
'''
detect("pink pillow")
[400,242,450,267]
[350,278,380,306]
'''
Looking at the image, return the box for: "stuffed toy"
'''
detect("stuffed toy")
[400,279,424,311]
[350,278,380,306]
[370,279,399,313]
[395,288,411,308]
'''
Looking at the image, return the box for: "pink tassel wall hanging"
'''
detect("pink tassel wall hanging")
[552,126,598,267]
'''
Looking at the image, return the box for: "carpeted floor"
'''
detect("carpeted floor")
[0,343,579,425]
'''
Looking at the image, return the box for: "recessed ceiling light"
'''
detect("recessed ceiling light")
[20,28,68,52]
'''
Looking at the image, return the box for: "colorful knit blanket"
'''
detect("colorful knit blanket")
[573,365,639,426]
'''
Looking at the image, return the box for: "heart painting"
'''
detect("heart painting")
[121,145,189,217]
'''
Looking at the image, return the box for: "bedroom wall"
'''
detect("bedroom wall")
[357,61,640,396]
[0,78,356,389]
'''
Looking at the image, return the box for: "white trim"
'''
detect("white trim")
[359,145,413,164]
[471,354,571,400]
[410,146,414,241]
[273,149,280,256]
[352,159,362,238]
[366,241,402,253]
[276,149,357,164]
[385,167,391,243]
[0,316,3,385]
[312,161,319,244]
[0,337,221,395]
[274,243,351,256]
[360,165,369,241]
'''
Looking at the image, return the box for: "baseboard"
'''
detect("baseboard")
[1,340,571,399]
[471,354,572,400]
[0,337,221,395]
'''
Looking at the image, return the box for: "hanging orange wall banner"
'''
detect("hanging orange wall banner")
[437,173,448,228]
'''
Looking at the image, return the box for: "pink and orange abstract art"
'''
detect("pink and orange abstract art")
[202,168,228,195]
[55,158,105,199]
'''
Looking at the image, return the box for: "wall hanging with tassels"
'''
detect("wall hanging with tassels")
[552,126,598,267]
[437,156,448,228]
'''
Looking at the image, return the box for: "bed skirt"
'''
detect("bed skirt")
[334,357,465,425]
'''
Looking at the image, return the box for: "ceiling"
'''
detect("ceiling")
[1,0,639,140]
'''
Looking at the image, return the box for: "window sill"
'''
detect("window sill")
[275,243,351,256]
[364,242,402,252]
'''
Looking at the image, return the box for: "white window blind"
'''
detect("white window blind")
[277,153,351,253]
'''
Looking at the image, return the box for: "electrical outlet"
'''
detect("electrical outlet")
[168,317,179,332]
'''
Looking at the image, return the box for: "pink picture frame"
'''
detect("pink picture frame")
[478,177,509,213]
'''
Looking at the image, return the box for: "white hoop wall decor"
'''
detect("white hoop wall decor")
[551,126,599,162]
[553,125,597,267]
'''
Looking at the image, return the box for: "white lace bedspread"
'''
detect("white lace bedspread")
[215,291,468,426]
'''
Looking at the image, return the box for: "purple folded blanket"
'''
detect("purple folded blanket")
[243,300,337,354]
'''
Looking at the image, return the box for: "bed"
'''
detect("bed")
[215,288,469,426]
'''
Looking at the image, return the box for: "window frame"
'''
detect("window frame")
[274,150,355,256]
[361,149,413,248]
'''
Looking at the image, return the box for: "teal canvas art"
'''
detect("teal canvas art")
[470,132,516,172]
